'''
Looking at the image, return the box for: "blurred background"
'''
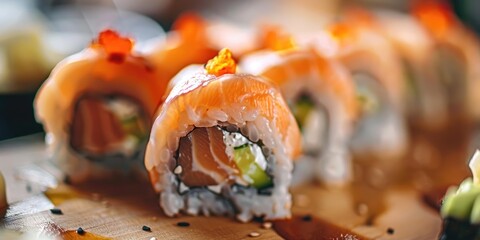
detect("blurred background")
[0,0,478,141]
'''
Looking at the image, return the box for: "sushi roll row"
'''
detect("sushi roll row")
[33,1,480,222]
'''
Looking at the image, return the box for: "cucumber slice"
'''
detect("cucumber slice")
[470,195,480,224]
[442,179,480,221]
[233,144,273,189]
[442,191,479,220]
[356,87,379,114]
[121,116,147,140]
[292,96,315,130]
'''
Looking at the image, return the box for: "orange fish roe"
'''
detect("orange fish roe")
[172,12,206,39]
[412,1,455,37]
[91,29,134,60]
[344,8,376,28]
[327,23,355,45]
[262,26,296,51]
[205,48,236,76]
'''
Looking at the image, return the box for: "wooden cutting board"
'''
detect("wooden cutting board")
[0,120,472,239]
[1,179,440,239]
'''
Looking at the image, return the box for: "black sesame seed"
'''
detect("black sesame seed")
[177,221,190,227]
[142,225,151,232]
[50,208,63,215]
[387,228,395,235]
[76,227,85,235]
[302,214,312,222]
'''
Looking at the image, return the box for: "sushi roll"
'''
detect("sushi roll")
[411,1,480,123]
[146,13,219,82]
[306,20,409,160]
[375,9,442,128]
[34,30,168,182]
[240,40,358,184]
[145,49,301,221]
[375,3,480,129]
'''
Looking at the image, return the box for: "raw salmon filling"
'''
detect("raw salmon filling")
[70,95,148,160]
[291,93,329,157]
[174,126,273,194]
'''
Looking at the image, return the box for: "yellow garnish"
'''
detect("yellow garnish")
[205,48,236,76]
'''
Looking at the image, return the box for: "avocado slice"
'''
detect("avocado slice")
[292,95,315,130]
[233,144,273,189]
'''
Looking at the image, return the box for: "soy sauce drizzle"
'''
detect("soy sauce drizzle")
[272,215,368,240]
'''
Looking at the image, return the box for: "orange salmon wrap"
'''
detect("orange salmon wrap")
[240,46,358,185]
[411,1,480,123]
[146,13,219,82]
[34,30,168,183]
[376,3,480,129]
[300,18,408,160]
[145,49,301,222]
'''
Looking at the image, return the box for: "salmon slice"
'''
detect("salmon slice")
[177,132,218,187]
[177,127,239,187]
[71,97,126,155]
[207,127,240,176]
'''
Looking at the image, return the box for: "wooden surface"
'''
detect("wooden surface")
[0,128,470,239]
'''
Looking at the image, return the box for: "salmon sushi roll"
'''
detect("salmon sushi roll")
[375,3,480,128]
[375,9,442,128]
[146,13,219,82]
[145,49,301,221]
[411,1,480,123]
[303,20,409,160]
[146,13,268,83]
[240,39,358,184]
[34,30,168,182]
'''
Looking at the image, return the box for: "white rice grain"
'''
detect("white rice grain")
[186,106,200,123]
[242,109,259,121]
[167,133,179,151]
[160,148,171,163]
[247,124,259,143]
[228,104,244,123]
[207,109,228,122]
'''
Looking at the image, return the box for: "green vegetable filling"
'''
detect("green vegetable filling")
[233,144,273,189]
[356,87,379,114]
[292,95,315,130]
[121,116,147,141]
[441,178,480,224]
